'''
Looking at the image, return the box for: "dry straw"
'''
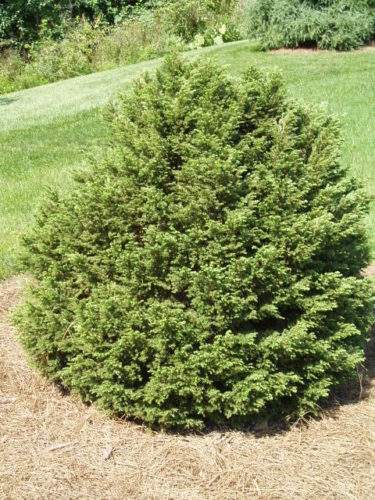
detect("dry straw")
[1,276,375,499]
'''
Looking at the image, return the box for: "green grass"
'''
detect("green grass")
[1,40,375,278]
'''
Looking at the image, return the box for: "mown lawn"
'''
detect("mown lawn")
[1,41,375,278]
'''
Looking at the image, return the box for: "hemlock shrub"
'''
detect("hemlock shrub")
[15,56,374,430]
[247,0,375,51]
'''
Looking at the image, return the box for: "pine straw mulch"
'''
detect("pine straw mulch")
[1,276,375,500]
[269,44,375,56]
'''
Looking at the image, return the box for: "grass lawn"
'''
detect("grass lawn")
[1,40,375,279]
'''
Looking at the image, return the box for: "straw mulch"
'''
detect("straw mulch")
[1,276,375,500]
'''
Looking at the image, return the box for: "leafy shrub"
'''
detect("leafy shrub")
[28,20,106,81]
[0,0,242,49]
[94,10,183,69]
[247,0,375,50]
[0,0,64,47]
[0,20,106,92]
[15,55,374,430]
[0,1,149,47]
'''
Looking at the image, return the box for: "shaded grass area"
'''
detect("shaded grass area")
[1,41,375,278]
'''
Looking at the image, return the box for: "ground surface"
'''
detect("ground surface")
[1,41,375,278]
[1,277,375,499]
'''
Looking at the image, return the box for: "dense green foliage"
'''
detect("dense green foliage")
[247,0,375,50]
[0,0,237,47]
[14,55,374,430]
[0,0,145,46]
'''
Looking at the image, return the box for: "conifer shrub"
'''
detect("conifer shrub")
[15,55,374,430]
[247,0,375,51]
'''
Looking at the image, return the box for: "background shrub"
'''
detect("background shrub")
[0,0,147,47]
[15,55,374,430]
[246,0,375,50]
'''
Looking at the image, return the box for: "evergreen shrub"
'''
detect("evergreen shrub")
[247,0,375,50]
[15,55,374,430]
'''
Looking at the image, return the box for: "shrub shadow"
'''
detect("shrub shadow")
[0,97,17,105]
[249,324,375,439]
[323,325,375,410]
[198,325,375,439]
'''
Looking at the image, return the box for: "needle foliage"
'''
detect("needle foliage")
[247,0,375,51]
[15,55,374,430]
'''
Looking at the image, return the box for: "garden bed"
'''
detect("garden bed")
[1,277,375,499]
